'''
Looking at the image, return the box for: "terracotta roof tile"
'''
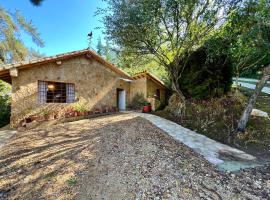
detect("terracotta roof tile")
[132,71,167,89]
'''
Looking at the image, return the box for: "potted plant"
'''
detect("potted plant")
[143,101,151,113]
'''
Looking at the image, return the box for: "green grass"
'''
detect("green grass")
[67,177,77,186]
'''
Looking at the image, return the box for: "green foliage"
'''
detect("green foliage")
[225,0,270,77]
[96,37,103,56]
[95,37,116,63]
[143,101,151,106]
[67,177,77,186]
[100,0,239,99]
[72,104,87,113]
[155,89,270,150]
[158,94,246,143]
[156,102,166,111]
[0,7,44,64]
[180,37,233,99]
[0,81,11,128]
[116,50,170,85]
[130,93,146,109]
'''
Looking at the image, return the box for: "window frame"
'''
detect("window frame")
[38,80,75,104]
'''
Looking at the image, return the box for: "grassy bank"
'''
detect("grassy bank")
[153,88,270,160]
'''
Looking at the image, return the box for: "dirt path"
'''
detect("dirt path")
[0,113,269,200]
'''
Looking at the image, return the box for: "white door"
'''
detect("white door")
[118,90,126,110]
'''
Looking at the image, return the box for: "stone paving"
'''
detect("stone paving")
[128,112,257,168]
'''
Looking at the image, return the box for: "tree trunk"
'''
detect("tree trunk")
[171,79,185,102]
[168,68,186,117]
[237,66,270,132]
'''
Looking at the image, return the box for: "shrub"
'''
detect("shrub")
[179,37,233,99]
[0,81,11,128]
[130,92,146,109]
[0,95,11,128]
[179,94,245,143]
[72,104,87,113]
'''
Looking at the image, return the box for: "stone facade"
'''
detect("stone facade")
[10,55,131,127]
[130,77,147,99]
[146,78,166,103]
[146,78,166,111]
[130,76,167,111]
[0,50,168,127]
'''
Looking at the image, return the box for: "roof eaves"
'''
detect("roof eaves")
[0,49,133,80]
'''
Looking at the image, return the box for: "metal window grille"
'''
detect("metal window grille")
[66,83,75,103]
[38,81,47,103]
[38,81,75,103]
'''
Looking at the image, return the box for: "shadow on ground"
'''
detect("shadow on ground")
[0,114,129,200]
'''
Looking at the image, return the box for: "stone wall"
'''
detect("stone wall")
[11,55,130,127]
[146,78,166,104]
[130,77,147,100]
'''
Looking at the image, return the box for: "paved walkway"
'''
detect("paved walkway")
[0,129,17,149]
[130,112,256,168]
[235,81,270,94]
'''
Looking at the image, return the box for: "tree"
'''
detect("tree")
[0,80,11,127]
[112,47,169,84]
[100,0,241,104]
[180,36,233,99]
[237,66,270,132]
[96,37,103,56]
[0,5,43,127]
[104,39,112,61]
[226,0,270,89]
[0,7,44,64]
[225,0,270,132]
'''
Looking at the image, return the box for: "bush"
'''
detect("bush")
[130,92,146,110]
[0,95,11,128]
[0,81,11,128]
[72,103,87,113]
[179,37,233,99]
[179,94,245,143]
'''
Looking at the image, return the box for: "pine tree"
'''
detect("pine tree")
[0,7,44,64]
[104,40,111,61]
[96,37,103,56]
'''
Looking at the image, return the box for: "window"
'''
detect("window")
[156,89,160,100]
[38,81,75,103]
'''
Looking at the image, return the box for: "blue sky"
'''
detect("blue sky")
[0,0,107,56]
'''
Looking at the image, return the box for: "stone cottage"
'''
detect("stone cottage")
[0,49,168,127]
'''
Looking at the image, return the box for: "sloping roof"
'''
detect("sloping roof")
[132,71,167,89]
[0,49,132,83]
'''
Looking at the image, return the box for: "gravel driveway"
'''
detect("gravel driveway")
[0,113,269,200]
